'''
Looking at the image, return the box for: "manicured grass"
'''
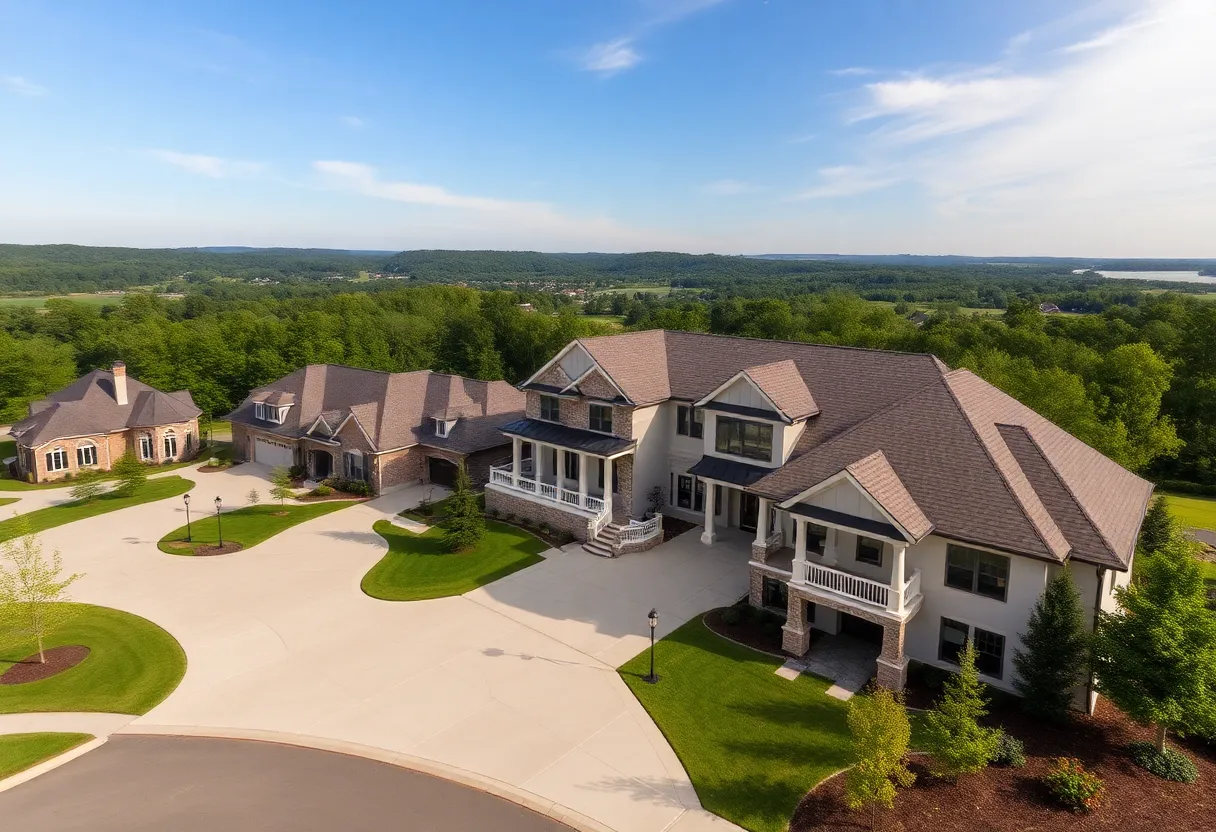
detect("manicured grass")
[362,518,547,601]
[0,603,186,715]
[158,500,358,555]
[0,733,93,779]
[1162,492,1216,531]
[0,476,194,541]
[0,497,16,508]
[0,445,219,491]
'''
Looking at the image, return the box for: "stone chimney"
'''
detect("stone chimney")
[112,361,128,406]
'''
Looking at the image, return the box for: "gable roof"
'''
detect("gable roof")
[228,365,525,455]
[742,360,818,422]
[11,368,201,447]
[844,451,934,542]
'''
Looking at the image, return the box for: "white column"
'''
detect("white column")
[578,452,588,508]
[824,528,839,567]
[754,497,770,547]
[602,459,613,518]
[792,518,808,584]
[700,481,717,545]
[888,542,908,613]
[512,437,522,485]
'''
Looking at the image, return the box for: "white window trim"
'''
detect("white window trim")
[163,430,178,459]
[139,433,154,460]
[46,447,69,472]
[76,443,98,467]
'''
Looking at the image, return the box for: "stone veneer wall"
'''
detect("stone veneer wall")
[614,455,635,517]
[485,488,594,541]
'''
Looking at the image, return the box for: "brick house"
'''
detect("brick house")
[484,330,1153,707]
[226,365,524,494]
[8,361,202,483]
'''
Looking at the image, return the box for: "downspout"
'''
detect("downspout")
[1085,565,1106,715]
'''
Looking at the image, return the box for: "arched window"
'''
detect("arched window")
[77,442,98,467]
[139,433,154,460]
[45,446,69,472]
[163,429,178,460]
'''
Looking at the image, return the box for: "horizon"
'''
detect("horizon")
[2,0,1214,257]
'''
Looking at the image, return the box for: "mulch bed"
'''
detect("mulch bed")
[790,698,1216,832]
[0,645,91,685]
[197,464,234,473]
[703,605,815,657]
[662,516,697,542]
[295,493,368,503]
[182,541,245,556]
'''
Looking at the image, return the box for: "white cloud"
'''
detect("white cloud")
[582,39,641,74]
[149,150,263,179]
[1060,15,1153,53]
[1,75,47,96]
[829,67,875,77]
[313,161,535,212]
[339,115,365,129]
[854,74,1051,142]
[790,166,898,200]
[700,179,756,196]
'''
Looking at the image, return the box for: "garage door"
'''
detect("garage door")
[428,457,458,487]
[254,438,294,468]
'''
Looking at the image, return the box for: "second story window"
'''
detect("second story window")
[715,416,773,461]
[540,395,560,422]
[856,536,884,566]
[676,405,704,438]
[945,544,1010,602]
[589,404,613,433]
[434,418,450,438]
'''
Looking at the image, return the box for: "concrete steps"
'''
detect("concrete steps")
[582,522,626,558]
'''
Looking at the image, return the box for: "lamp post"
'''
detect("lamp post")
[643,608,660,684]
[183,493,192,542]
[214,496,223,547]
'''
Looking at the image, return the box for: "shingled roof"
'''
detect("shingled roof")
[11,368,201,447]
[555,330,1153,570]
[228,365,525,455]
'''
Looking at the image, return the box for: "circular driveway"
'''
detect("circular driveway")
[0,735,573,831]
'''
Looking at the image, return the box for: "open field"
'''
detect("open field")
[0,294,127,309]
[582,314,627,327]
[591,285,673,297]
[1163,492,1216,531]
[866,300,1005,317]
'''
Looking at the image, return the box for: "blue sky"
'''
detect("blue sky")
[1,0,1212,255]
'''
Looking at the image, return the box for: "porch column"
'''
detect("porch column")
[601,458,613,517]
[792,518,809,584]
[700,480,717,545]
[578,451,589,509]
[754,497,770,547]
[887,542,907,614]
[511,437,522,485]
[823,528,839,567]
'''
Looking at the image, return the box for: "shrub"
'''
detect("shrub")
[288,464,307,480]
[208,456,219,467]
[992,732,1026,768]
[845,687,915,822]
[327,478,372,497]
[538,521,550,534]
[1042,757,1104,813]
[556,530,575,545]
[62,471,73,481]
[1127,741,1199,782]
[722,607,742,626]
[488,508,500,519]
[310,484,334,497]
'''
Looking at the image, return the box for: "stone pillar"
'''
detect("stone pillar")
[700,480,717,545]
[876,620,909,691]
[781,591,811,655]
[512,437,522,485]
[887,542,907,614]
[791,518,808,584]
[754,497,770,546]
[578,451,588,508]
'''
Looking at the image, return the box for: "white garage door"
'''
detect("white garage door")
[254,438,294,468]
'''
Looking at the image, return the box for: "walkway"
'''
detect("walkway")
[0,712,132,738]
[4,463,749,832]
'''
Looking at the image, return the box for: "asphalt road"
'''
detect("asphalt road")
[0,736,574,832]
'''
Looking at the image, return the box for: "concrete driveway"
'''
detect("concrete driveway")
[14,463,749,832]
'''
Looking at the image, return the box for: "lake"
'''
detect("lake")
[1095,270,1216,284]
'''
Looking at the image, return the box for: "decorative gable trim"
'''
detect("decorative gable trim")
[778,468,925,544]
[559,365,629,402]
[522,339,635,404]
[694,371,792,424]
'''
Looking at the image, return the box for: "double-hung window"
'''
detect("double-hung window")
[676,406,704,438]
[163,431,177,459]
[945,544,1010,601]
[563,452,579,481]
[939,617,1006,678]
[676,474,694,509]
[344,451,366,482]
[715,416,773,461]
[856,536,884,566]
[77,444,97,467]
[589,404,612,433]
[139,433,153,460]
[45,447,68,472]
[806,523,828,555]
[540,395,560,422]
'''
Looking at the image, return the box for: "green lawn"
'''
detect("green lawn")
[0,603,186,714]
[158,500,358,554]
[621,617,908,832]
[0,442,219,491]
[1162,492,1216,531]
[0,497,16,509]
[362,518,547,601]
[0,476,194,541]
[0,294,124,309]
[0,733,93,779]
[591,285,673,296]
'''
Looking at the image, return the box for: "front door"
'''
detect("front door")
[740,492,760,533]
[312,450,332,479]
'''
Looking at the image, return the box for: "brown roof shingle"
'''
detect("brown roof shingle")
[844,451,934,542]
[744,359,819,421]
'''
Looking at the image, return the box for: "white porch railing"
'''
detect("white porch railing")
[903,569,922,604]
[763,528,783,550]
[489,464,606,514]
[618,514,663,546]
[805,562,891,608]
[591,509,611,540]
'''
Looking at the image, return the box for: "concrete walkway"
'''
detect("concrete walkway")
[0,712,134,738]
[6,463,749,832]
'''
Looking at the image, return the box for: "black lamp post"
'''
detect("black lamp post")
[643,608,660,684]
[214,496,223,547]
[183,493,192,542]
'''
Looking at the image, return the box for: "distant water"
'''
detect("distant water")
[1095,270,1216,284]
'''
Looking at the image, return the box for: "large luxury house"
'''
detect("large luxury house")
[8,362,202,483]
[484,330,1154,703]
[227,364,525,492]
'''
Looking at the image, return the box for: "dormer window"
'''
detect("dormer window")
[435,418,456,438]
[254,402,289,424]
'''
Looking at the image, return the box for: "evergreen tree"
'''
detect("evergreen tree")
[443,464,484,552]
[1013,569,1089,722]
[111,452,147,496]
[922,641,1000,778]
[1138,495,1177,557]
[845,687,915,829]
[1093,536,1216,752]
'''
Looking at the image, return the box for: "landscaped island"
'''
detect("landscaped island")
[0,476,195,542]
[157,500,359,555]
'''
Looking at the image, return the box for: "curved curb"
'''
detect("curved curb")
[0,736,105,794]
[120,725,618,832]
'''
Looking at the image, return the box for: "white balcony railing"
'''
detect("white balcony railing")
[803,562,891,608]
[903,569,922,604]
[489,464,606,514]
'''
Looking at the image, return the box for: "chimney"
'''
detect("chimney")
[112,361,128,406]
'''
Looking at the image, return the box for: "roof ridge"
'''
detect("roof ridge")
[579,328,946,361]
[790,375,949,454]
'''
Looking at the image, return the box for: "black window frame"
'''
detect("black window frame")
[563,451,579,481]
[589,404,613,434]
[939,617,1005,679]
[76,444,97,467]
[856,536,884,567]
[762,576,788,610]
[677,474,693,509]
[539,395,561,423]
[694,479,705,512]
[945,544,1010,602]
[938,617,970,665]
[714,416,773,462]
[806,523,827,554]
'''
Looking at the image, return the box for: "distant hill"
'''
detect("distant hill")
[749,253,1216,271]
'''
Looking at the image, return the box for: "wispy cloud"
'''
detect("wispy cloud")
[340,115,365,129]
[852,74,1051,142]
[790,166,898,200]
[1,75,47,96]
[829,67,875,77]
[700,179,756,196]
[149,150,263,179]
[582,39,642,74]
[1061,15,1153,53]
[313,161,534,211]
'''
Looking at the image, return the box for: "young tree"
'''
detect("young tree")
[269,467,293,505]
[1138,495,1177,557]
[0,517,83,663]
[247,488,261,506]
[1093,537,1216,752]
[1013,570,1089,722]
[110,452,147,496]
[443,464,484,552]
[922,641,1001,778]
[845,687,915,829]
[69,469,106,503]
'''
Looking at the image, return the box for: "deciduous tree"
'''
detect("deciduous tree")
[68,469,106,503]
[111,452,147,496]
[269,467,293,504]
[0,517,83,663]
[845,687,915,829]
